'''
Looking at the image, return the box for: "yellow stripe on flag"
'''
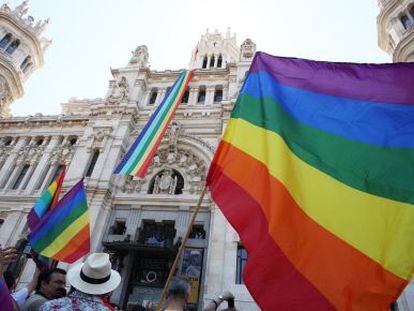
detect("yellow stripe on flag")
[224,118,414,280]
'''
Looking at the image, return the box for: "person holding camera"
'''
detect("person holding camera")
[204,291,236,311]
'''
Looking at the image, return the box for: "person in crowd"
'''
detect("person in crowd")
[22,268,66,311]
[4,267,40,309]
[39,253,121,310]
[163,277,190,311]
[204,291,236,311]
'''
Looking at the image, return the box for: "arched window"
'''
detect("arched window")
[69,137,78,145]
[149,89,158,105]
[0,33,12,49]
[20,56,32,73]
[197,87,206,104]
[214,88,223,103]
[210,55,215,68]
[401,14,413,30]
[181,89,189,104]
[85,150,99,177]
[6,39,20,54]
[217,54,223,68]
[410,6,414,20]
[4,137,12,146]
[36,138,44,146]
[148,168,184,195]
[202,55,208,68]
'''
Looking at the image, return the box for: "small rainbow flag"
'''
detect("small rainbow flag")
[28,165,66,231]
[29,179,90,264]
[0,278,14,311]
[114,70,193,177]
[207,52,414,310]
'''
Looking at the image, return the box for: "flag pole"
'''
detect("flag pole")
[155,185,208,310]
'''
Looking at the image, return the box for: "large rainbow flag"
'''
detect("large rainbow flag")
[28,165,66,231]
[115,70,193,177]
[207,52,414,310]
[29,179,90,264]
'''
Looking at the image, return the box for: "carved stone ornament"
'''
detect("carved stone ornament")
[107,76,130,104]
[49,142,74,165]
[240,38,256,61]
[0,79,11,117]
[153,168,177,194]
[128,45,149,67]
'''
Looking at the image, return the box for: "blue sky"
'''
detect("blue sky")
[8,0,388,116]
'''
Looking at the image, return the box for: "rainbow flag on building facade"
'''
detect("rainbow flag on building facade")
[28,165,66,231]
[207,52,414,310]
[114,70,193,177]
[29,179,90,264]
[0,278,14,311]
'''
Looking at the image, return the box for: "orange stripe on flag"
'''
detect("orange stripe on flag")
[53,225,90,262]
[215,141,406,311]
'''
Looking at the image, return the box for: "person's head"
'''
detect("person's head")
[166,277,190,308]
[66,253,121,297]
[36,268,67,299]
[3,271,16,290]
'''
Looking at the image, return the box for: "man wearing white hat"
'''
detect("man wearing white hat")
[39,253,121,311]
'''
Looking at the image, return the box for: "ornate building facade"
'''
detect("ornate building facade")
[0,3,259,307]
[377,2,414,310]
[377,0,414,61]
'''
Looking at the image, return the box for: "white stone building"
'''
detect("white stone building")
[377,0,414,61]
[0,3,258,309]
[377,1,414,310]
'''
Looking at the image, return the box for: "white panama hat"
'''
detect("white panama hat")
[67,253,121,295]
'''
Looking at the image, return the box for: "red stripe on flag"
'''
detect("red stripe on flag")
[209,141,406,310]
[208,163,335,310]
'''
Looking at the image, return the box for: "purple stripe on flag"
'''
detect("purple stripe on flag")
[250,52,414,105]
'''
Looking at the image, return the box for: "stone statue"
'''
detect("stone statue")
[129,45,149,67]
[108,76,130,104]
[153,169,177,194]
[14,1,28,17]
[240,38,256,61]
[0,79,10,113]
[168,122,181,153]
[34,19,49,34]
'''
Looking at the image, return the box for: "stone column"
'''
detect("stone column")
[223,86,229,101]
[188,87,198,105]
[0,137,26,188]
[206,86,215,105]
[207,55,211,69]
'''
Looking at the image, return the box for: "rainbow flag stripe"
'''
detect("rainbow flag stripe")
[0,278,14,311]
[115,70,193,177]
[29,179,90,264]
[207,52,414,310]
[28,165,66,231]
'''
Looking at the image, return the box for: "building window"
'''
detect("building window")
[4,137,12,146]
[0,218,4,230]
[214,88,223,103]
[0,33,12,49]
[202,55,208,68]
[401,14,413,30]
[189,224,206,239]
[12,165,30,190]
[181,89,189,104]
[217,54,223,68]
[85,150,99,177]
[410,7,414,20]
[36,137,44,146]
[20,56,32,72]
[69,137,77,145]
[210,55,215,68]
[197,88,206,104]
[35,164,50,190]
[236,244,247,284]
[149,89,158,105]
[5,39,20,54]
[110,219,127,235]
